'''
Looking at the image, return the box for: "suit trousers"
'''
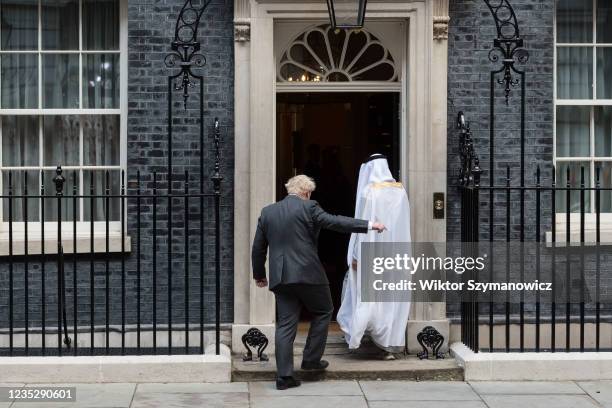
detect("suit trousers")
[273,283,333,377]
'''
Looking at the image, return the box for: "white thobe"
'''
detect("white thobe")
[337,181,412,351]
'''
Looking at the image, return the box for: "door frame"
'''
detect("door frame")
[232,0,450,341]
[273,20,407,200]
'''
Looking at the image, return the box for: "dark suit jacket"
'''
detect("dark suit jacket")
[251,195,369,290]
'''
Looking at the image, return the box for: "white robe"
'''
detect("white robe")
[337,159,411,351]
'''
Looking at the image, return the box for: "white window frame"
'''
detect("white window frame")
[0,0,128,252]
[554,0,612,230]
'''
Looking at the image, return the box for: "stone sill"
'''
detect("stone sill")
[0,349,231,383]
[545,230,612,245]
[0,232,131,256]
[545,219,612,245]
[451,341,612,380]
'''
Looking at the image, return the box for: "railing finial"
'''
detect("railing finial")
[458,112,481,187]
[53,166,65,196]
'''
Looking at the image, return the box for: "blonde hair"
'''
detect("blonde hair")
[285,175,316,195]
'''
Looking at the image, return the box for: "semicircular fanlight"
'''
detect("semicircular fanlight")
[277,24,398,83]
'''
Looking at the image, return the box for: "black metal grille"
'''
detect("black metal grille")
[0,122,223,357]
[459,165,612,353]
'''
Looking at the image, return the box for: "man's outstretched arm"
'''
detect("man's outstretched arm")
[309,201,385,233]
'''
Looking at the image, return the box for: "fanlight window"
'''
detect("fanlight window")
[278,25,398,82]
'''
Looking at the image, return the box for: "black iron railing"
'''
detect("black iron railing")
[459,130,612,352]
[457,109,612,353]
[459,176,612,353]
[0,122,223,357]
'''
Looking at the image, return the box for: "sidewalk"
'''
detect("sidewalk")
[2,380,611,407]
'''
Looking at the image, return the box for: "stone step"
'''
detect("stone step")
[232,353,463,382]
[234,325,461,381]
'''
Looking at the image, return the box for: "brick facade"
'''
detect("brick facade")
[446,0,555,242]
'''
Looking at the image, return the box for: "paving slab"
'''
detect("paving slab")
[249,380,361,396]
[0,384,25,408]
[250,395,367,408]
[130,392,248,408]
[470,381,585,395]
[135,382,248,394]
[360,380,480,401]
[480,394,600,408]
[11,383,136,408]
[578,381,612,407]
[368,402,488,408]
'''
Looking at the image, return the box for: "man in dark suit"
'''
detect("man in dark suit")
[252,175,385,390]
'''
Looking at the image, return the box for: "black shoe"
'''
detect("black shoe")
[276,376,301,390]
[301,359,329,371]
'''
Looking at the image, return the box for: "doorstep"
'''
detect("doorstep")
[232,353,464,381]
[233,328,463,381]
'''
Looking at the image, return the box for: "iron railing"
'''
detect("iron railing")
[0,121,223,357]
[459,114,612,353]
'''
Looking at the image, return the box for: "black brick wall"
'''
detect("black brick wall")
[447,0,555,243]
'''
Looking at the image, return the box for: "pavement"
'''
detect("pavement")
[2,380,612,407]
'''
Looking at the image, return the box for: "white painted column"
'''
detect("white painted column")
[232,4,277,352]
[233,2,252,326]
[248,14,276,326]
[405,0,450,353]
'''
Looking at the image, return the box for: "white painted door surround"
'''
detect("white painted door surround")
[232,0,450,353]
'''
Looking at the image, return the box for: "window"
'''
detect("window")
[0,0,124,226]
[555,0,612,213]
[277,24,398,83]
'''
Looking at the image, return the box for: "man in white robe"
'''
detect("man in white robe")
[337,154,411,357]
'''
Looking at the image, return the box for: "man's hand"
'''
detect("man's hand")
[351,260,357,271]
[372,222,386,233]
[255,278,268,288]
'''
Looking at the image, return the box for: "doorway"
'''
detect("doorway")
[276,92,400,318]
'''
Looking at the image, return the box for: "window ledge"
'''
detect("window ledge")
[545,222,612,245]
[0,232,131,256]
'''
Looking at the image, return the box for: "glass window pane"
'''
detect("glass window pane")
[1,1,38,50]
[557,47,593,99]
[83,0,119,50]
[43,115,79,166]
[83,170,120,221]
[3,171,40,222]
[83,54,120,108]
[83,115,119,165]
[597,48,612,99]
[2,116,39,166]
[556,106,590,157]
[597,0,612,43]
[1,53,38,108]
[41,0,79,50]
[595,107,612,157]
[42,54,79,108]
[556,162,591,213]
[556,0,593,43]
[596,162,612,212]
[43,169,79,221]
